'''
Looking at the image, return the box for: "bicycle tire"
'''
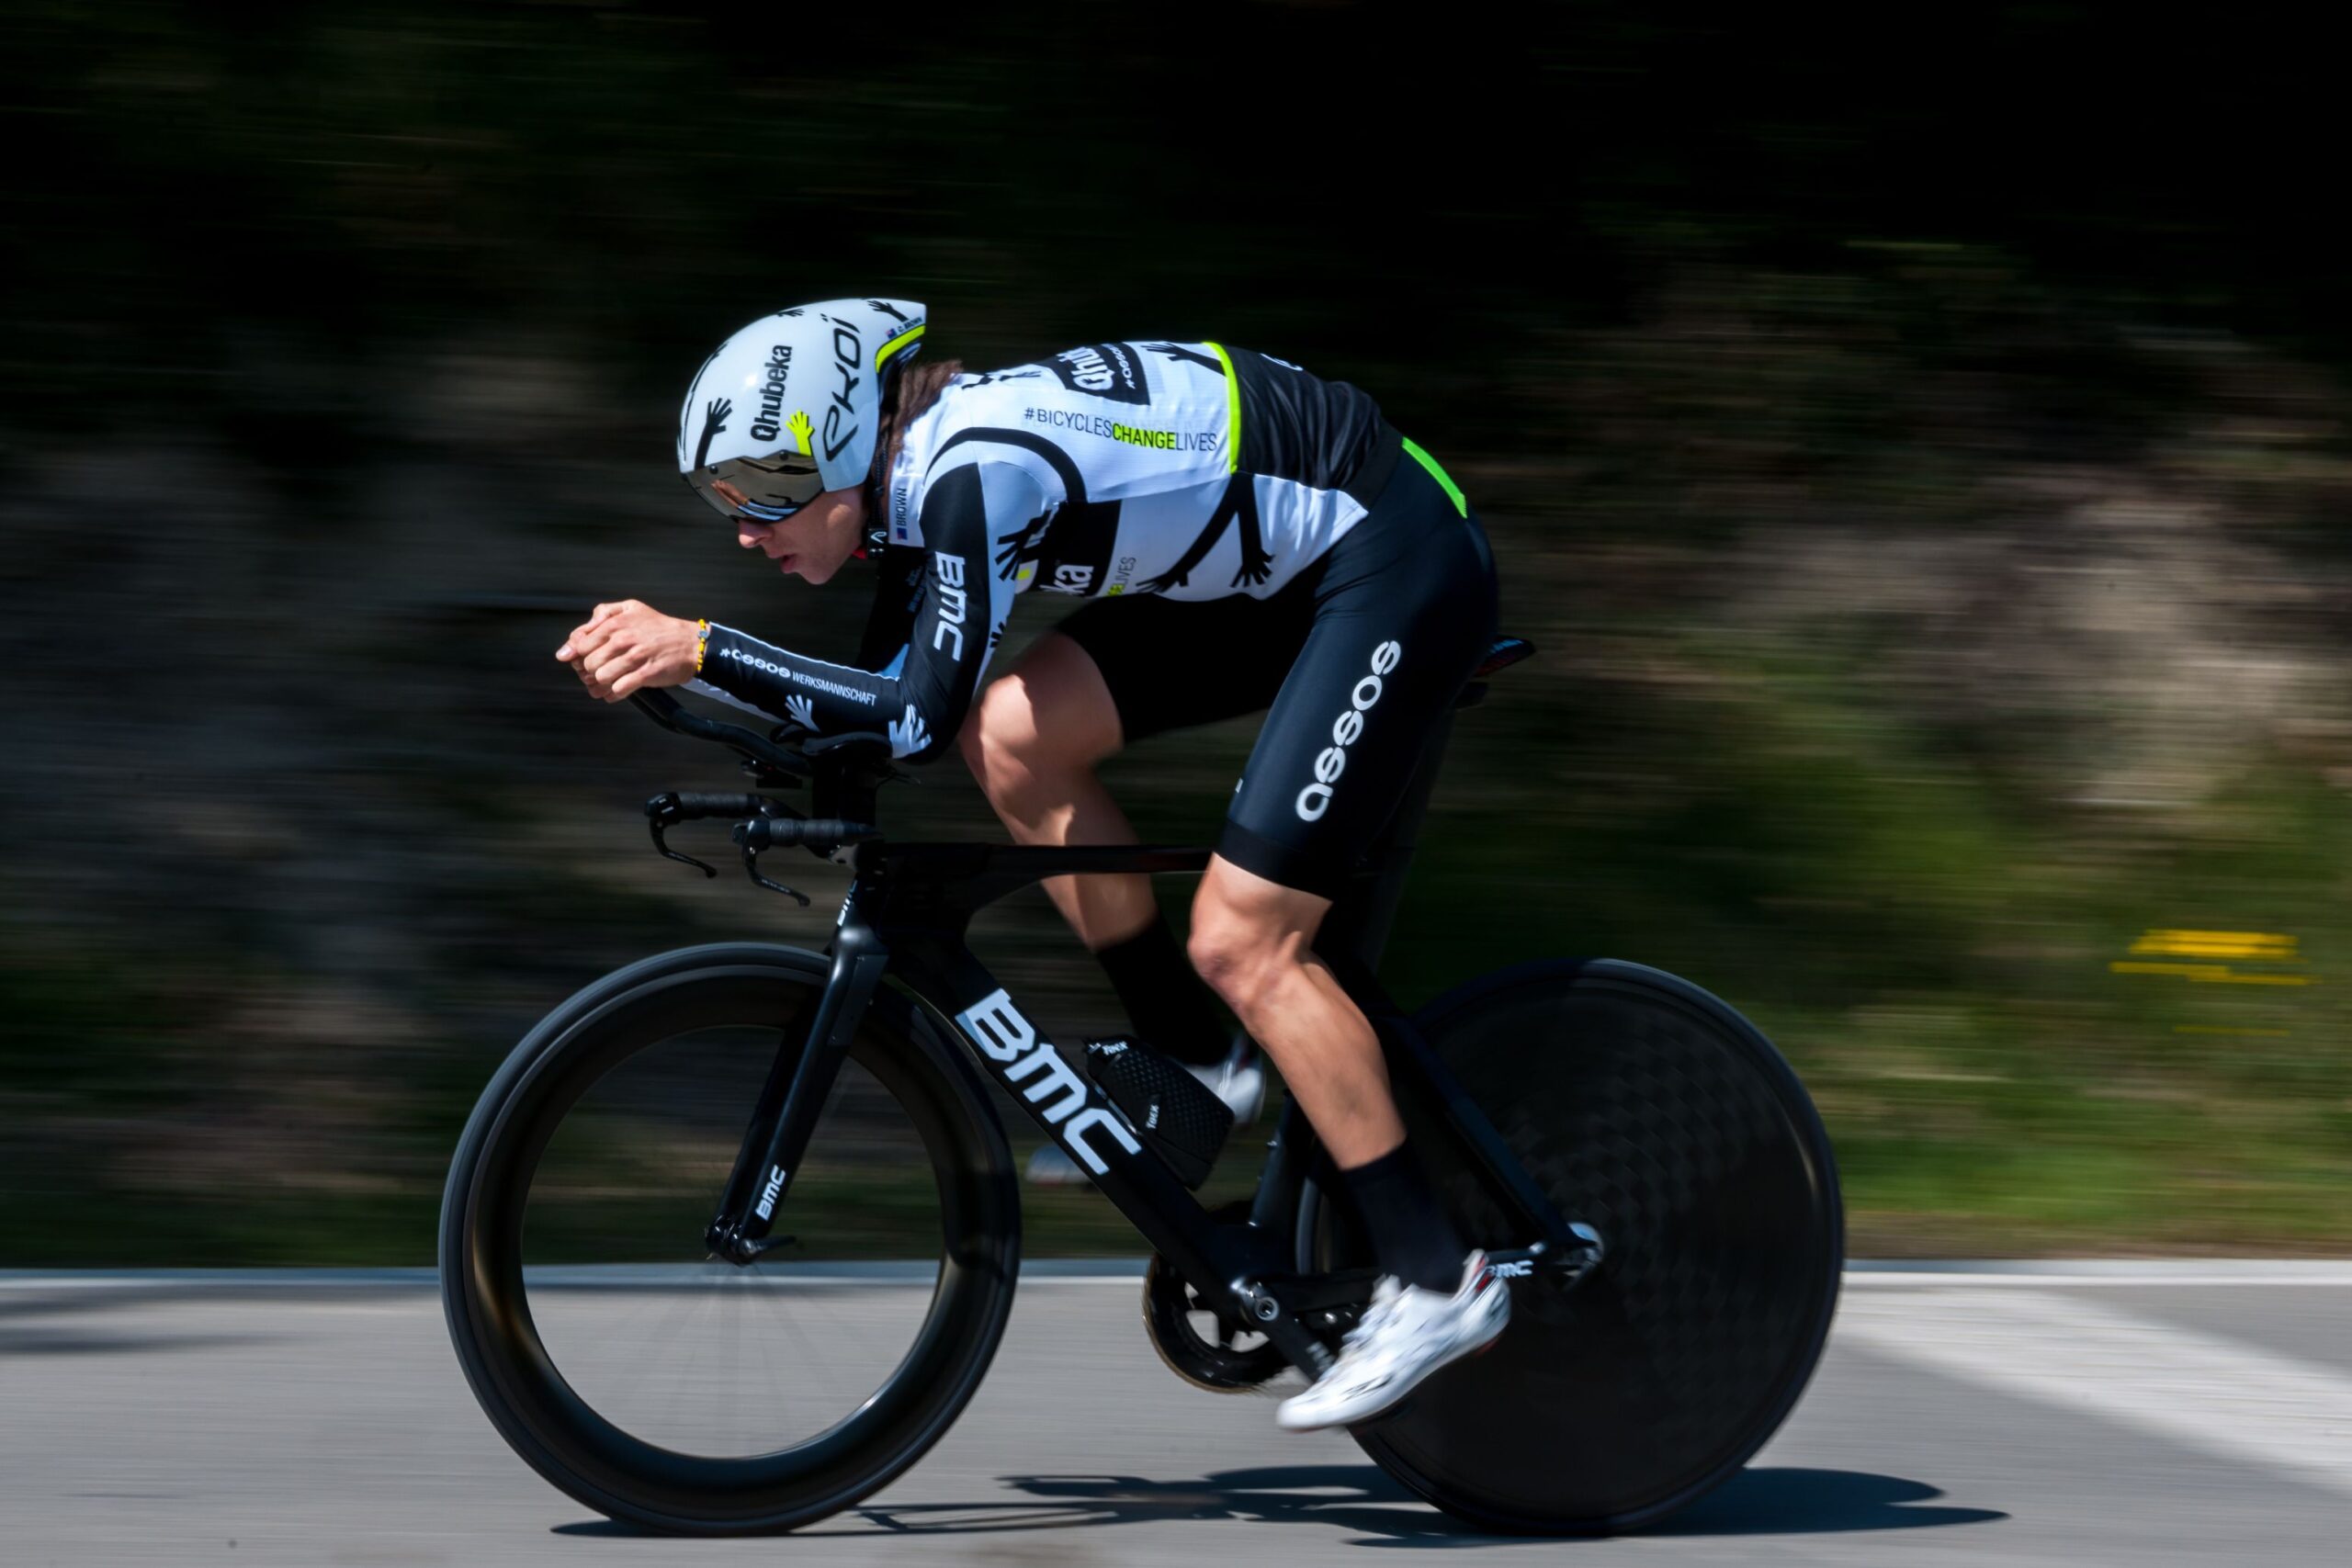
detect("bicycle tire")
[1329,959,1842,1534]
[439,942,1019,1533]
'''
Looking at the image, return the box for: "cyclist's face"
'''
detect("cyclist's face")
[721,480,866,585]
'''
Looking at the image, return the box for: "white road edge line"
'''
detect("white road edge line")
[1849,1270,2352,1288]
[1838,1287,2352,1499]
[7,1259,2352,1288]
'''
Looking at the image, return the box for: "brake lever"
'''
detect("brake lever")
[739,840,810,905]
[644,795,718,878]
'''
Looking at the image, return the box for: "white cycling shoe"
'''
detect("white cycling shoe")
[1191,1039,1266,1123]
[1275,1252,1510,1432]
[1026,1039,1263,1185]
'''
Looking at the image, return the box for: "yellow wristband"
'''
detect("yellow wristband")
[695,618,709,674]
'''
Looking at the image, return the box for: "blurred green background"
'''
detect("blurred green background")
[4,2,2346,1263]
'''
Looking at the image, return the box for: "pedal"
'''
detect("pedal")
[1085,1038,1234,1190]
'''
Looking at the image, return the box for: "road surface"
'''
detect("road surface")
[5,1262,2349,1565]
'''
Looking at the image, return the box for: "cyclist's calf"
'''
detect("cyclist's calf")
[1188,858,1407,1167]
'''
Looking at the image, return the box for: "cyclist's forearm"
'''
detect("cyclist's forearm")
[696,624,898,736]
[696,619,977,762]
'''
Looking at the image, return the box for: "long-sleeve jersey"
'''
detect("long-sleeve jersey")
[691,341,1406,761]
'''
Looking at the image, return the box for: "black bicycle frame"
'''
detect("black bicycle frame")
[697,693,1591,1379]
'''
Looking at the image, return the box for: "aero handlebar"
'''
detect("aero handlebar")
[628,690,810,778]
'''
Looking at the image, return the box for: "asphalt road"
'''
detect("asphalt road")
[6,1264,2350,1565]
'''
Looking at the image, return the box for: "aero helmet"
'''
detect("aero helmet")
[676,298,927,522]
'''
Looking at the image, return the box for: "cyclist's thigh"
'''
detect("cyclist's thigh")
[974,630,1125,768]
[1052,589,1313,749]
[1216,456,1499,899]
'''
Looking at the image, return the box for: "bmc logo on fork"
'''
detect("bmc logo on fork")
[754,1164,787,1221]
[955,990,1142,1176]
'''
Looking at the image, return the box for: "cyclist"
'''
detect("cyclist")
[557,299,1506,1430]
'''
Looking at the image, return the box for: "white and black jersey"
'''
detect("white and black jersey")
[694,343,1407,760]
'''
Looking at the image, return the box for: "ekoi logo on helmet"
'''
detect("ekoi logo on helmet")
[818,314,865,463]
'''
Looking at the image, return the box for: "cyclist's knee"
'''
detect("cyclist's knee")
[1185,915,1258,1010]
[1187,892,1295,1015]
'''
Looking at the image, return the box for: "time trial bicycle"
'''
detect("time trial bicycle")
[438,636,1843,1535]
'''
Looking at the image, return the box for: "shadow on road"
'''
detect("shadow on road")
[1654,1468,2007,1536]
[0,1327,267,1356]
[553,1462,2005,1543]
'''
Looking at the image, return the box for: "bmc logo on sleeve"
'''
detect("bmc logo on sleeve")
[1295,640,1402,822]
[930,553,968,659]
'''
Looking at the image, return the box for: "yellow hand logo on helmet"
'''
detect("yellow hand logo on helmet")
[785,410,814,455]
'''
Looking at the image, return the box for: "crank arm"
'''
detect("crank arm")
[1243,1226,1605,1344]
[1485,1227,1604,1287]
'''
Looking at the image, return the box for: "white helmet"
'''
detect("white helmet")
[676,298,927,522]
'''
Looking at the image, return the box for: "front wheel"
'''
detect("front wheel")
[1337,960,1843,1534]
[439,943,1020,1533]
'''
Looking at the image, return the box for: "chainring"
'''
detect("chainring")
[1140,1205,1289,1393]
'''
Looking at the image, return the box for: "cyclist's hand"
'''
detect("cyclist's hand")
[556,600,700,702]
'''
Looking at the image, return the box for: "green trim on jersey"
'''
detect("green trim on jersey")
[1204,340,1241,474]
[876,324,926,368]
[1401,436,1466,517]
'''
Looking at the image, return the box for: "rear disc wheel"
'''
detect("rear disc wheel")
[1325,960,1842,1533]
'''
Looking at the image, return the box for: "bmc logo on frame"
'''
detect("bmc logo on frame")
[954,990,1142,1175]
[1295,640,1403,822]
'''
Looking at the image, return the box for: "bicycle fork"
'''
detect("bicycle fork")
[704,924,891,1265]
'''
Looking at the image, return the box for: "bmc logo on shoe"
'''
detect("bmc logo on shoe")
[1295,640,1402,822]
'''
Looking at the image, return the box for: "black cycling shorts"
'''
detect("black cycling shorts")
[1056,442,1498,898]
